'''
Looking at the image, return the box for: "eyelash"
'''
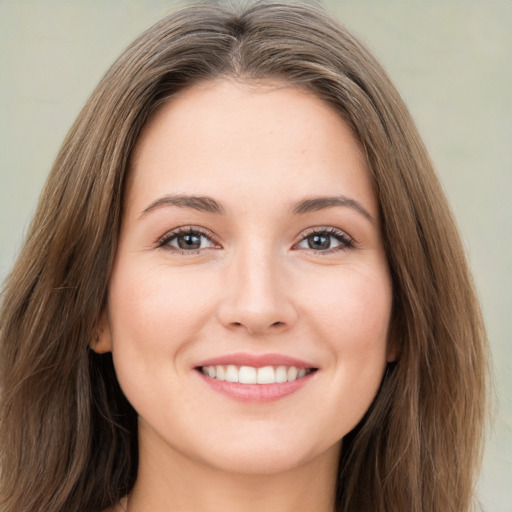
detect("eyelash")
[156,226,219,254]
[156,226,355,255]
[295,227,355,254]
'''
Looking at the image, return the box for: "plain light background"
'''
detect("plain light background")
[1,0,510,510]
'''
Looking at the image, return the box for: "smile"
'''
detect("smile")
[199,365,315,384]
[194,353,319,402]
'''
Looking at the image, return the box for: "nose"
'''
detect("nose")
[216,243,298,336]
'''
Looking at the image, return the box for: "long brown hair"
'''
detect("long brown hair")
[0,2,488,511]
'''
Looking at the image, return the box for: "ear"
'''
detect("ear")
[90,311,113,354]
[386,338,398,363]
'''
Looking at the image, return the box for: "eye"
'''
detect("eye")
[157,227,219,253]
[294,228,354,252]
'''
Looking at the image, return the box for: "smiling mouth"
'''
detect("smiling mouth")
[197,365,318,384]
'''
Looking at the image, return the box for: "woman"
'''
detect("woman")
[0,2,488,511]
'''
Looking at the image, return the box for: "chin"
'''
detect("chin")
[181,429,341,476]
[201,447,323,475]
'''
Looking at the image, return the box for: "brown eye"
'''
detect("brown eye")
[176,233,203,250]
[159,228,217,252]
[306,234,331,250]
[295,229,354,252]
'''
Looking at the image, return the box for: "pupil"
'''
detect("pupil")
[178,234,201,250]
[309,234,330,250]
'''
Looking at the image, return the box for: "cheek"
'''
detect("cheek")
[109,261,210,342]
[303,263,392,350]
[302,265,392,425]
[106,261,214,421]
[106,260,217,392]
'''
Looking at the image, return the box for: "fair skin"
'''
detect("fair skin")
[95,79,394,512]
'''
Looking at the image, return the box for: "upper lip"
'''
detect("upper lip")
[194,352,317,369]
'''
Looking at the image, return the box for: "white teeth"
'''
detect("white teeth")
[200,364,313,384]
[256,366,275,384]
[275,366,288,383]
[225,365,239,383]
[287,366,298,381]
[239,366,257,384]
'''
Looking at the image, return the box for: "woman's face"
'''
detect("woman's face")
[99,79,394,475]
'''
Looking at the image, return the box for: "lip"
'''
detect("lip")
[196,370,316,403]
[193,352,318,403]
[194,352,316,369]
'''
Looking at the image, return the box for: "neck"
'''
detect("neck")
[126,424,340,512]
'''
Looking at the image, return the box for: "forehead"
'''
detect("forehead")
[127,79,377,218]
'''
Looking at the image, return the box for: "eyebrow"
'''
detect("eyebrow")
[140,194,225,217]
[140,193,374,223]
[291,195,374,223]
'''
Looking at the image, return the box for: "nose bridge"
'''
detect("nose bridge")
[238,241,278,305]
[218,236,297,334]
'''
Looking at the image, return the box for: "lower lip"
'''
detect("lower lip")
[196,370,315,403]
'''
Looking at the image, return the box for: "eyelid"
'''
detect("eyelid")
[292,226,356,253]
[298,226,353,239]
[154,225,356,254]
[155,225,221,251]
